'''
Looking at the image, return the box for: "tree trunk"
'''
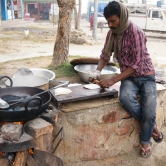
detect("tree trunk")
[77,0,81,30]
[74,5,78,29]
[74,0,81,30]
[51,0,75,66]
[142,0,146,4]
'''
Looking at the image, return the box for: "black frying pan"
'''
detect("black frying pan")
[0,86,51,122]
[0,76,69,122]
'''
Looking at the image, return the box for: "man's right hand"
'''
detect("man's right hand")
[99,78,116,88]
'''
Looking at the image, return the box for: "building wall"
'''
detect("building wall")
[23,0,56,2]
[127,0,158,5]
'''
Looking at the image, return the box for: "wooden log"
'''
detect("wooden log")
[13,150,28,166]
[0,158,9,166]
[26,154,38,166]
[34,132,53,153]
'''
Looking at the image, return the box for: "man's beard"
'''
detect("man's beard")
[110,27,116,30]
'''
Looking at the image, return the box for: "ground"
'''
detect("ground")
[1,19,166,166]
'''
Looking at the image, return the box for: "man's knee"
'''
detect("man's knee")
[119,92,136,106]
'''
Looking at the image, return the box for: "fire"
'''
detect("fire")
[13,122,24,125]
[0,122,25,127]
[0,152,2,158]
[28,149,34,155]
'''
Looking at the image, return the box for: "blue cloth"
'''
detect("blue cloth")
[119,75,156,144]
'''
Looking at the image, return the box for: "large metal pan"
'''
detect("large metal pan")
[0,76,69,122]
[0,86,51,122]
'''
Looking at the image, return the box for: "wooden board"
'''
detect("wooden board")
[50,85,118,108]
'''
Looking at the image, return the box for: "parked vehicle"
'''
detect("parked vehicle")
[145,7,166,32]
[97,13,107,27]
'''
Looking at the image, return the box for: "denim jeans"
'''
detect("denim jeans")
[119,75,156,144]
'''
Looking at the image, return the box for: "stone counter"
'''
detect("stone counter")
[53,89,166,166]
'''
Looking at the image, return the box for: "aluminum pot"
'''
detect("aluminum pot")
[74,64,120,83]
[5,76,49,90]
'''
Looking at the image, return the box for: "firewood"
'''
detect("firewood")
[13,150,28,166]
[0,158,9,166]
[34,132,53,153]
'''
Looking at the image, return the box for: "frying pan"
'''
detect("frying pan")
[0,76,69,122]
[0,86,51,122]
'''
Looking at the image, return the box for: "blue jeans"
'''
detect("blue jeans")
[119,75,156,144]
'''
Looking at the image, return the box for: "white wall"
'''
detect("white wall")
[127,0,158,5]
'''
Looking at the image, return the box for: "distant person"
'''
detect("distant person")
[90,14,94,31]
[88,1,163,158]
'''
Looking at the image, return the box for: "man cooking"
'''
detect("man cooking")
[89,1,163,157]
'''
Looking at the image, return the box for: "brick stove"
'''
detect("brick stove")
[0,105,64,166]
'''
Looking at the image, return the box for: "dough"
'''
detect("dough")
[83,84,100,90]
[54,87,72,95]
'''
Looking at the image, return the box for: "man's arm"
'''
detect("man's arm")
[99,66,135,87]
[97,58,108,71]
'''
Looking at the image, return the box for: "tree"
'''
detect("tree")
[142,0,146,4]
[51,0,75,66]
[74,0,82,30]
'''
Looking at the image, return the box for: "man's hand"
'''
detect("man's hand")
[99,78,116,88]
[88,70,101,79]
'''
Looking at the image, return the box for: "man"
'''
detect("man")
[90,14,94,31]
[90,1,163,157]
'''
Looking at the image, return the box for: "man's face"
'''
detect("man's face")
[106,15,120,30]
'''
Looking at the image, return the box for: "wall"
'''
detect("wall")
[23,0,56,2]
[53,89,166,166]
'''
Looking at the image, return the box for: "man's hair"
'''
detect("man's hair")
[103,1,121,19]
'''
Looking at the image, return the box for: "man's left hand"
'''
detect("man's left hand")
[99,78,116,88]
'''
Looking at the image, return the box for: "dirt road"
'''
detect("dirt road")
[0,19,166,68]
[1,18,166,166]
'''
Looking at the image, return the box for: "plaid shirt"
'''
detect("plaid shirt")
[100,21,154,77]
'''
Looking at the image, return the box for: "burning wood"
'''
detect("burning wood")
[0,103,63,166]
[28,149,34,155]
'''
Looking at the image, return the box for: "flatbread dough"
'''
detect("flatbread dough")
[83,84,100,90]
[54,87,72,96]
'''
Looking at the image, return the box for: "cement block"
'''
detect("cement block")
[24,118,53,138]
[1,123,23,141]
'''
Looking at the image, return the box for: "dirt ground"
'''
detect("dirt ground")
[1,19,166,166]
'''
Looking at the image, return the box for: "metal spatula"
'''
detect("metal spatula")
[14,68,34,77]
[0,98,9,109]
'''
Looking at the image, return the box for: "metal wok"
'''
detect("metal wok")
[0,86,51,122]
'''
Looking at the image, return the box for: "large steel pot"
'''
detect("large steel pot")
[5,76,49,90]
[74,64,120,83]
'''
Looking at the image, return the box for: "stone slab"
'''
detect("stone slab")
[0,133,35,152]
[1,123,23,141]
